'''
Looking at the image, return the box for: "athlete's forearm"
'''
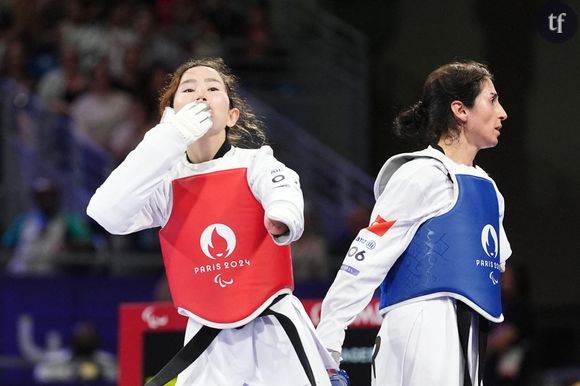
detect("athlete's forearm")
[87,123,184,234]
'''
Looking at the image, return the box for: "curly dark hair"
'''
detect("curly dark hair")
[393,60,493,147]
[158,57,267,148]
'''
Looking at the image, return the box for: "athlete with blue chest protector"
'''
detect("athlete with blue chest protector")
[317,61,511,386]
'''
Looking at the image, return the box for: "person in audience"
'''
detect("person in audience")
[34,321,117,384]
[2,177,93,275]
[0,37,32,91]
[36,44,88,116]
[69,58,135,161]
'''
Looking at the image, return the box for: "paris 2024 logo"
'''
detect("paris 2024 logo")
[197,224,251,288]
[480,224,500,285]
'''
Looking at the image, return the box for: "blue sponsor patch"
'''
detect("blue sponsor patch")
[340,264,360,276]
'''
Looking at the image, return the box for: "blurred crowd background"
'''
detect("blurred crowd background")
[0,0,579,385]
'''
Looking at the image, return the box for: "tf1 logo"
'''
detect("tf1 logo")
[537,2,577,43]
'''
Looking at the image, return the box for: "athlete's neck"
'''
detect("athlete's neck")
[186,132,227,163]
[437,134,478,167]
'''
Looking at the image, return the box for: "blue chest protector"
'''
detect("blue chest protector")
[379,173,503,321]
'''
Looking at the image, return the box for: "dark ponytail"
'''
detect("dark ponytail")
[393,60,493,147]
[393,100,431,145]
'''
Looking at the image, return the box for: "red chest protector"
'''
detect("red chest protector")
[159,168,294,328]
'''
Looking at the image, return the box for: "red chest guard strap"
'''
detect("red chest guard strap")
[159,168,294,328]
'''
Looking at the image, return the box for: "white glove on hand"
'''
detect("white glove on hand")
[161,102,213,145]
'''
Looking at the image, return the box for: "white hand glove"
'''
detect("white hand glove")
[161,102,213,144]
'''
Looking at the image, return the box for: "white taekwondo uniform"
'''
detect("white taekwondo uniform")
[87,120,336,386]
[316,146,511,386]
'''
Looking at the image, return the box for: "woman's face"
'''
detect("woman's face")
[464,78,508,149]
[172,66,239,134]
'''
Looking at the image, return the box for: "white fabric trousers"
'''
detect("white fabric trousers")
[372,297,481,386]
[176,296,335,386]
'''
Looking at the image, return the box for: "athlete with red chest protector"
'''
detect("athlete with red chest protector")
[88,57,339,386]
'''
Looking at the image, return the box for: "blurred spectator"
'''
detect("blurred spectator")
[58,0,108,72]
[190,13,224,59]
[9,0,64,82]
[485,260,535,386]
[33,321,117,384]
[109,99,155,168]
[0,36,33,91]
[36,43,88,115]
[7,0,63,58]
[245,1,271,60]
[69,58,135,162]
[2,177,93,275]
[114,44,147,96]
[104,1,138,80]
[133,5,186,71]
[0,36,38,147]
[202,0,245,38]
[0,1,15,61]
[164,0,202,53]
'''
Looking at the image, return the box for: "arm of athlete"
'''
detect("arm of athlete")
[248,146,304,245]
[86,104,212,234]
[316,159,453,357]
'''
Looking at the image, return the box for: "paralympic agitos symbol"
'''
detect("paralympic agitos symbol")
[200,224,237,287]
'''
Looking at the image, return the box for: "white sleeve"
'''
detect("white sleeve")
[247,146,304,245]
[86,122,186,234]
[316,159,453,353]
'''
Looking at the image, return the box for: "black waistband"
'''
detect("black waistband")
[145,294,315,386]
[457,301,490,386]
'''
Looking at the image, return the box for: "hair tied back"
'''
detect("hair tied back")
[412,100,426,127]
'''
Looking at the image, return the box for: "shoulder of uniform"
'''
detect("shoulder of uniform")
[374,147,449,198]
